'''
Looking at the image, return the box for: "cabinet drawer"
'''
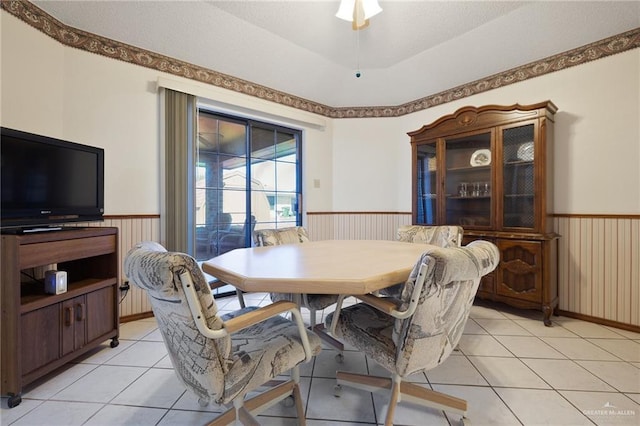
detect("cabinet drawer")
[19,235,117,269]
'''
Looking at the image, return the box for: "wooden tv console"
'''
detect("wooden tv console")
[1,227,120,408]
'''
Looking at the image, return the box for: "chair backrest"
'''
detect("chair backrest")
[253,226,310,247]
[218,212,232,231]
[124,241,230,404]
[392,240,499,376]
[396,225,463,248]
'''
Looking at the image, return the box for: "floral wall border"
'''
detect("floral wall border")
[3,0,639,119]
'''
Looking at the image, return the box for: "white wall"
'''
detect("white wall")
[332,49,640,214]
[2,11,639,217]
[0,12,335,215]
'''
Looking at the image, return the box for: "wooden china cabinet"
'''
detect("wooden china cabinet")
[409,102,559,325]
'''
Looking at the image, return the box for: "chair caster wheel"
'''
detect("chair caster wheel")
[110,338,119,348]
[461,416,471,426]
[333,384,342,397]
[281,395,295,407]
[335,353,344,363]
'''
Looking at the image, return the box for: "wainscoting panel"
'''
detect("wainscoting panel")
[306,212,412,241]
[554,216,640,327]
[85,214,638,327]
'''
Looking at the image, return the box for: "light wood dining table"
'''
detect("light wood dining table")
[201,239,431,296]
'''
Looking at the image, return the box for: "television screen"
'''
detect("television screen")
[1,127,104,230]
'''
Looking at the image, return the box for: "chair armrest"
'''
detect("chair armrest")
[357,294,402,315]
[356,261,429,320]
[223,300,297,333]
[225,300,315,363]
[179,270,315,363]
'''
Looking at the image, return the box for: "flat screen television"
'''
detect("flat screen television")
[1,127,104,231]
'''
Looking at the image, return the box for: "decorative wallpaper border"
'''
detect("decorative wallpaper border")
[3,0,639,119]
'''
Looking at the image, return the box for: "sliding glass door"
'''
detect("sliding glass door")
[194,110,302,269]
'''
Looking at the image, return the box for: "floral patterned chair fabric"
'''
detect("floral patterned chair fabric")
[253,225,311,246]
[124,241,321,425]
[396,224,463,248]
[326,240,499,425]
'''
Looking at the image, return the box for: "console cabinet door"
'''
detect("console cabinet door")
[496,239,542,303]
[86,286,117,342]
[21,304,61,376]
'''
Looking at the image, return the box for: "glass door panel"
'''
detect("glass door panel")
[444,131,492,227]
[250,127,300,230]
[195,115,247,261]
[502,124,535,228]
[415,143,437,225]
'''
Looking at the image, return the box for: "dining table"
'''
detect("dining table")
[202,239,433,352]
[201,239,431,296]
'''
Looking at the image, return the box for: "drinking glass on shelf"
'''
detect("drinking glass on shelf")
[458,182,468,197]
[482,182,490,196]
[472,182,481,197]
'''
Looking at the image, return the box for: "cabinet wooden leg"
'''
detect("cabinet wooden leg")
[543,306,553,327]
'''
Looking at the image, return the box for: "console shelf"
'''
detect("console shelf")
[1,227,120,408]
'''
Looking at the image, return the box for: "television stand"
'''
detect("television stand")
[1,227,120,408]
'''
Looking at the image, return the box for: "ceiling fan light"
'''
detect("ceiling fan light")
[360,0,382,20]
[336,0,382,22]
[336,0,356,21]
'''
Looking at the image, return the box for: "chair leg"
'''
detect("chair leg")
[234,398,259,426]
[292,382,306,426]
[336,370,468,422]
[236,289,246,308]
[309,307,344,355]
[309,308,317,328]
[208,381,300,426]
[385,377,401,426]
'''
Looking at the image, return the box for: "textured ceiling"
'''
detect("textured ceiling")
[32,0,640,108]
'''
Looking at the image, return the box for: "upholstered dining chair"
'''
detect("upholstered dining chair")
[376,224,464,299]
[326,240,499,426]
[124,241,322,425]
[396,224,463,247]
[253,226,344,358]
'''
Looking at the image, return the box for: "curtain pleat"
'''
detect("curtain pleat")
[164,89,196,253]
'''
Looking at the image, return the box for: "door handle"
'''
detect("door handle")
[64,307,72,326]
[76,303,85,322]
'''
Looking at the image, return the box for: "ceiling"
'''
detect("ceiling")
[32,1,640,108]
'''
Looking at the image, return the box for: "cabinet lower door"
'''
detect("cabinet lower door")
[496,239,542,303]
[21,304,61,376]
[86,286,117,342]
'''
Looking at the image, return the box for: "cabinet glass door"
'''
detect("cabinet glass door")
[416,143,437,225]
[444,131,492,228]
[502,124,535,228]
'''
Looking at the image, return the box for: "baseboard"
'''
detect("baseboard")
[556,310,640,333]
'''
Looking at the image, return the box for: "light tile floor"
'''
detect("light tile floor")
[2,292,639,426]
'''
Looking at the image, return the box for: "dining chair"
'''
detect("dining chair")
[377,224,464,298]
[253,226,345,359]
[326,240,500,426]
[396,224,463,247]
[124,241,322,425]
